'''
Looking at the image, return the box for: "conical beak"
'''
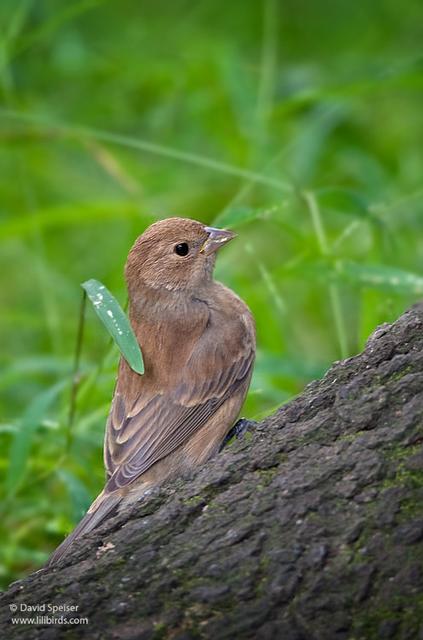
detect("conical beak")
[200,226,237,255]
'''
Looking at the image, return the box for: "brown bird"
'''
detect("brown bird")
[48,217,255,565]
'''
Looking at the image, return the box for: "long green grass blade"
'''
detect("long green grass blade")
[337,262,423,294]
[6,380,67,496]
[0,109,294,193]
[213,204,282,229]
[81,279,144,375]
[0,201,143,238]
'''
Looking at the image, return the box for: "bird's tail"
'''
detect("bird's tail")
[47,490,121,567]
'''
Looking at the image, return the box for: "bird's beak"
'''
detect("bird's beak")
[200,226,237,255]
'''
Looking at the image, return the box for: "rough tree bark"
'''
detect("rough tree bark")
[1,304,423,640]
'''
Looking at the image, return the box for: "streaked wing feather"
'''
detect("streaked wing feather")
[105,319,255,492]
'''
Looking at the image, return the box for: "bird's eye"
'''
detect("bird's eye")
[174,242,189,257]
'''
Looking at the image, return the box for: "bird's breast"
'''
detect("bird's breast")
[130,295,210,385]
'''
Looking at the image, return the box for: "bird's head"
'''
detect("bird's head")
[125,217,236,294]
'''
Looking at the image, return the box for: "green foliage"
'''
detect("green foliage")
[82,279,144,375]
[5,380,67,496]
[1,0,423,587]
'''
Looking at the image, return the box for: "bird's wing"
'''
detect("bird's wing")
[104,312,255,492]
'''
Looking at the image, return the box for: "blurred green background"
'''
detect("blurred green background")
[1,0,423,588]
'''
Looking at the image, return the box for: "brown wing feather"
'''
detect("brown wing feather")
[104,310,255,492]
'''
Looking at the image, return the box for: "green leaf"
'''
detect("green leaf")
[81,279,144,375]
[6,380,67,496]
[337,261,423,294]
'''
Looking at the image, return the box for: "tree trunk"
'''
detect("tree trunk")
[1,304,423,640]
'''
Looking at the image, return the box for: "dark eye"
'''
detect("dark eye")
[174,242,189,256]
